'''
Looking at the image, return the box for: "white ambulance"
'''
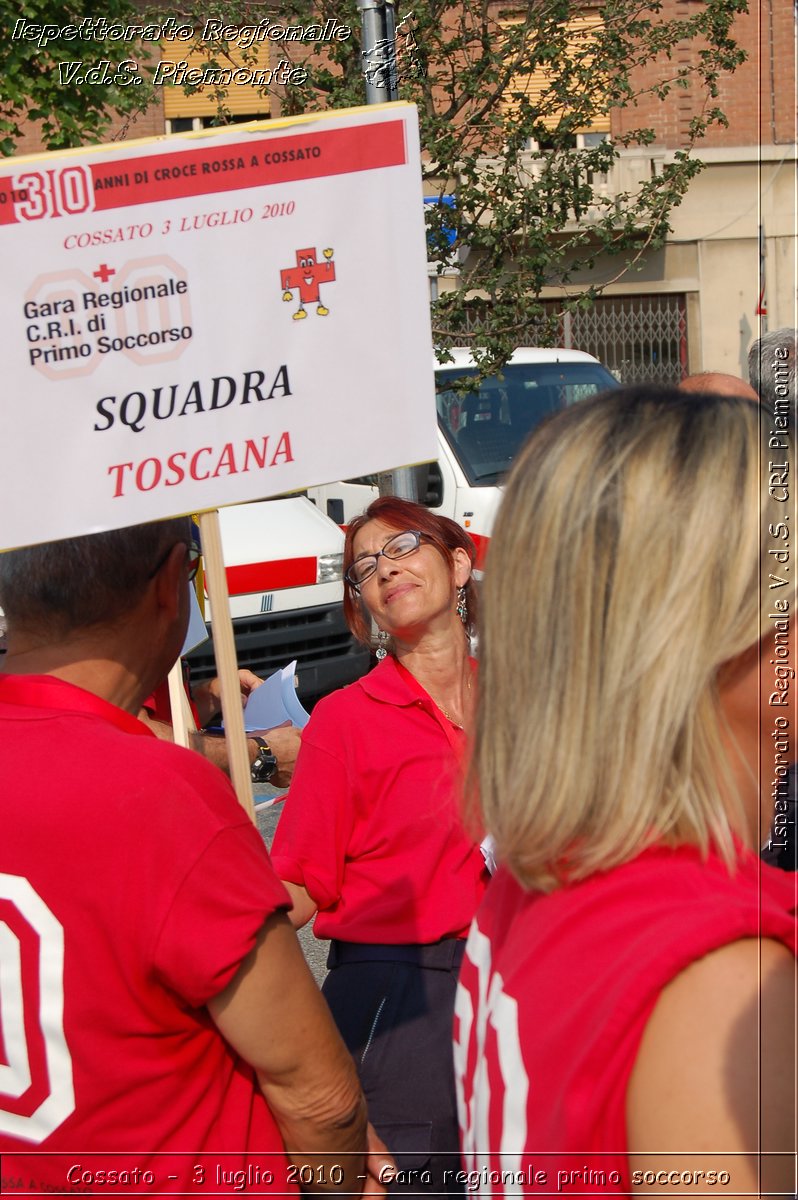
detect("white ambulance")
[187,495,370,702]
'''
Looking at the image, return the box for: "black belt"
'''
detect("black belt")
[327,937,466,972]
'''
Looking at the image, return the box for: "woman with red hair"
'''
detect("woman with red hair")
[271,496,489,1193]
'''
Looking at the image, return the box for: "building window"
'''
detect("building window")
[502,13,610,145]
[165,113,271,135]
[166,117,196,134]
[161,36,272,127]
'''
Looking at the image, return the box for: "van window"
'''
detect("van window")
[436,362,617,483]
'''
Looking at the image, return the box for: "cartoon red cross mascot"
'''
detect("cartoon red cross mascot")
[280,247,336,320]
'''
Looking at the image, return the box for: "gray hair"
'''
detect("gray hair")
[0,517,192,637]
[473,386,790,891]
[748,328,797,411]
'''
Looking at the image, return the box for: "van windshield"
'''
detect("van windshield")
[436,361,617,484]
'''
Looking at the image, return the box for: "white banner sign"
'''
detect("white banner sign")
[0,103,437,550]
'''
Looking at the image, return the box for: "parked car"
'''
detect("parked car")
[186,495,370,705]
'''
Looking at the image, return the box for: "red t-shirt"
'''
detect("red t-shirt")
[0,674,296,1194]
[271,655,488,942]
[454,843,797,1195]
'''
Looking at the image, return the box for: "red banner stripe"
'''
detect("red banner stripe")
[468,531,490,570]
[224,557,317,595]
[0,119,407,226]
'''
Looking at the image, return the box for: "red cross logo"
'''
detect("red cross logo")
[93,264,116,283]
[280,247,335,320]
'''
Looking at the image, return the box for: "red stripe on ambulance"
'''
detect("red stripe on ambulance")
[468,531,490,570]
[224,557,317,595]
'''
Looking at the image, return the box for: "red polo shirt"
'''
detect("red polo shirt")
[141,675,200,726]
[0,674,295,1193]
[271,656,488,943]
[455,843,797,1194]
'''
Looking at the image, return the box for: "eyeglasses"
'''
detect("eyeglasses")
[345,530,423,589]
[148,540,201,583]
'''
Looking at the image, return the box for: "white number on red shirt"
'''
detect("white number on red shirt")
[454,922,529,1195]
[0,873,75,1141]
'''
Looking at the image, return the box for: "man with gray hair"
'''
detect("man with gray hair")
[749,327,797,873]
[0,519,386,1194]
[748,326,797,413]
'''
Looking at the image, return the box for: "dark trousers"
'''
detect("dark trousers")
[322,940,466,1196]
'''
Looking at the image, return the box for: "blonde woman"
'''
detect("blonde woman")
[456,387,796,1196]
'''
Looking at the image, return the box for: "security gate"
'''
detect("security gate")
[434,292,688,387]
[558,294,687,386]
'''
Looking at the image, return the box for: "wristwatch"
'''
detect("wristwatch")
[250,736,278,783]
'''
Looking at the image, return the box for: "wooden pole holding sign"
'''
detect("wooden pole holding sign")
[198,510,256,822]
[166,661,195,749]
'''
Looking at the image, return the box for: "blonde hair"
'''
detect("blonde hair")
[473,387,788,890]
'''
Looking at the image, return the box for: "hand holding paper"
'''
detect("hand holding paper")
[240,661,310,733]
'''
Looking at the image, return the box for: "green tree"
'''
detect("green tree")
[177,0,746,368]
[0,0,158,154]
[2,0,747,368]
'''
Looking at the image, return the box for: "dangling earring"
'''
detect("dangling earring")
[456,586,468,627]
[375,628,389,660]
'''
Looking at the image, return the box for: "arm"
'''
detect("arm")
[195,672,301,785]
[208,911,367,1194]
[137,708,174,741]
[271,706,355,924]
[195,726,301,787]
[281,880,319,930]
[137,705,265,773]
[251,724,302,789]
[627,937,796,1199]
[138,695,301,786]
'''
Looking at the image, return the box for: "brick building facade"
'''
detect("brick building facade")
[430,0,796,380]
[549,0,796,378]
[11,103,166,159]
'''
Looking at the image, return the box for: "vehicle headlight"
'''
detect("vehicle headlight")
[317,552,344,583]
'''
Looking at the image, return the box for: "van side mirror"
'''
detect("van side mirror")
[417,462,443,508]
[326,498,345,525]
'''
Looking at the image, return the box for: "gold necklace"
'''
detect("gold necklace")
[430,673,472,728]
